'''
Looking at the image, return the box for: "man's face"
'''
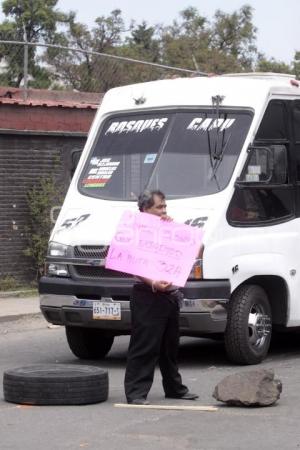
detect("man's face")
[144,194,167,217]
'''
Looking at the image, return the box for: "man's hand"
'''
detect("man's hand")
[152,280,172,292]
[137,277,172,292]
[160,215,173,222]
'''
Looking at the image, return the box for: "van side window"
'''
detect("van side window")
[227,187,293,224]
[293,101,300,141]
[256,101,288,140]
[227,99,295,226]
[293,101,300,180]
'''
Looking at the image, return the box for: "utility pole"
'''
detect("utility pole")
[23,24,28,101]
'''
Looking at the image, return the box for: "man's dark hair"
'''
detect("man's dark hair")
[138,190,165,212]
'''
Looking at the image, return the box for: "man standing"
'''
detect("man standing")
[124,190,198,405]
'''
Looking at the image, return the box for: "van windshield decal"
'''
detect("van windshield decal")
[79,110,252,200]
[82,157,120,188]
[144,154,157,164]
[105,117,168,134]
[187,117,236,132]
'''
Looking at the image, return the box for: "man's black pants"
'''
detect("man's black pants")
[124,283,188,402]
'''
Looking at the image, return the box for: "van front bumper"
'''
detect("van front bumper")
[39,276,230,336]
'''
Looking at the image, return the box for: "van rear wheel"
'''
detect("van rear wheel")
[224,285,272,365]
[66,326,114,359]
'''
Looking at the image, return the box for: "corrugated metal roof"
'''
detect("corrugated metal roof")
[0,86,103,109]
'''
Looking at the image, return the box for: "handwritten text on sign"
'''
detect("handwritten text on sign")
[105,211,204,287]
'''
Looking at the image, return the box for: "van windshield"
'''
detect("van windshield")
[79,110,252,200]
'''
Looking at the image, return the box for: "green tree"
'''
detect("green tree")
[111,21,165,85]
[159,5,258,74]
[25,176,64,279]
[211,5,257,71]
[2,3,293,93]
[0,0,72,87]
[128,21,160,61]
[292,51,300,80]
[45,5,260,89]
[160,7,210,70]
[2,0,70,42]
[92,9,124,52]
[44,9,126,92]
[256,55,292,74]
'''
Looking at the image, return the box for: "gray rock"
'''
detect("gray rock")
[213,369,282,406]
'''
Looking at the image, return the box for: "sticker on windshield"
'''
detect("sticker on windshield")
[82,157,120,188]
[186,117,236,132]
[144,154,157,164]
[248,165,261,175]
[105,118,168,135]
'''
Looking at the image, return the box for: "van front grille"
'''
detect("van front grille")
[72,245,133,280]
[73,265,132,279]
[74,245,109,259]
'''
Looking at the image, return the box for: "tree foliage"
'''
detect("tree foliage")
[256,55,292,74]
[0,0,72,86]
[0,2,298,91]
[211,5,257,70]
[160,7,209,70]
[2,0,70,41]
[293,51,300,80]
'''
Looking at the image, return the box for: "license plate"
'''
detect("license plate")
[93,301,121,320]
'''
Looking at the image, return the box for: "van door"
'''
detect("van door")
[225,99,298,364]
[228,100,295,226]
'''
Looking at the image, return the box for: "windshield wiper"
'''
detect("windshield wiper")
[208,95,232,181]
[210,131,232,179]
[206,114,220,190]
[211,95,225,162]
[207,95,226,188]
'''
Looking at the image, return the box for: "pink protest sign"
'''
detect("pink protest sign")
[105,210,204,287]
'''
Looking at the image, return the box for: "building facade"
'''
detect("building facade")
[0,87,101,284]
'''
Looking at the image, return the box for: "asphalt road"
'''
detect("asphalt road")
[1,315,300,450]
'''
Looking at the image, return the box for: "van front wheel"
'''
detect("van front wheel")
[224,285,272,365]
[66,326,114,359]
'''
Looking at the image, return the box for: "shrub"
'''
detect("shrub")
[0,275,20,291]
[24,177,64,279]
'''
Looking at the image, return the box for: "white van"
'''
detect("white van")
[39,73,300,365]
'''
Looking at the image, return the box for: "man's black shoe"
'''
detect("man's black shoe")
[165,392,199,400]
[128,398,150,405]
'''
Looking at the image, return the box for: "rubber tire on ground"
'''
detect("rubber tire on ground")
[224,284,272,365]
[65,326,114,359]
[3,364,109,405]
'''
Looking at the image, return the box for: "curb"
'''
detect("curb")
[0,312,42,323]
[0,289,38,299]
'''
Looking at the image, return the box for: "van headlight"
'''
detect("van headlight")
[46,242,69,277]
[47,263,69,277]
[48,241,69,257]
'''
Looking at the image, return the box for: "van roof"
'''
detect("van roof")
[221,72,296,80]
[99,73,300,114]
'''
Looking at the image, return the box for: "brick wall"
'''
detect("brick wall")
[0,132,86,283]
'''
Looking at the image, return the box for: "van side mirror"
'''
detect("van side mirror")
[71,150,82,178]
[236,145,287,186]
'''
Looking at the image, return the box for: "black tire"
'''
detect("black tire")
[3,364,108,405]
[224,284,272,365]
[65,327,114,359]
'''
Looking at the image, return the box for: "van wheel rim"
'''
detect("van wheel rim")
[248,304,271,348]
